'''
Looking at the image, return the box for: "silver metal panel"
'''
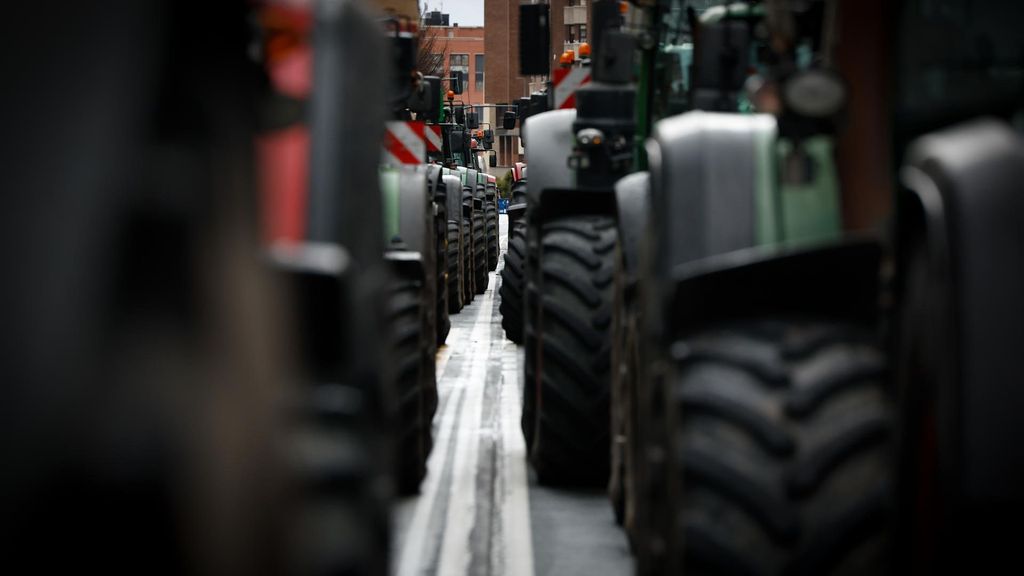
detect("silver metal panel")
[524,109,576,204]
[397,167,428,254]
[648,111,776,271]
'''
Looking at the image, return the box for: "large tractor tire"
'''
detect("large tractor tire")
[485,201,499,271]
[390,276,431,495]
[499,222,526,344]
[667,319,893,575]
[528,215,618,486]
[435,207,451,346]
[522,296,538,451]
[473,210,488,294]
[462,216,475,304]
[446,220,463,314]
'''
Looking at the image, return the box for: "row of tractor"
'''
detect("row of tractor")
[0,0,502,573]
[500,0,1024,573]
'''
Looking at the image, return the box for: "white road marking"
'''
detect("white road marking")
[396,215,536,576]
[436,273,494,574]
[395,375,465,576]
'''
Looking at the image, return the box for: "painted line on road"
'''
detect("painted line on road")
[436,273,494,575]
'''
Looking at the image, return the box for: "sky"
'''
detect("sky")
[421,0,484,27]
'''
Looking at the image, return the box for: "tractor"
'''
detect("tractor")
[259,0,406,569]
[581,0,1024,574]
[485,174,500,272]
[1,1,391,574]
[500,162,529,343]
[516,0,634,486]
[376,1,457,494]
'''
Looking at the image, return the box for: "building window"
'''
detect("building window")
[475,54,485,91]
[566,24,587,44]
[450,53,469,79]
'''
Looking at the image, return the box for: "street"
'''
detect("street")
[391,215,632,576]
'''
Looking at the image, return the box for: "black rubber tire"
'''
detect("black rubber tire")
[499,222,526,344]
[389,277,429,495]
[668,319,893,575]
[293,389,390,576]
[529,215,618,486]
[462,216,474,304]
[522,293,537,452]
[435,212,450,346]
[446,220,463,315]
[473,211,488,294]
[485,203,499,271]
[609,249,632,530]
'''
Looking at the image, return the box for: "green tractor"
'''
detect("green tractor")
[378,14,458,494]
[617,3,891,572]
[521,0,1024,573]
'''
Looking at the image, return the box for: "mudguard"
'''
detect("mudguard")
[395,167,429,254]
[667,239,881,338]
[614,171,651,284]
[897,118,1024,567]
[391,168,436,356]
[268,243,356,381]
[443,175,462,224]
[523,109,576,208]
[646,111,777,276]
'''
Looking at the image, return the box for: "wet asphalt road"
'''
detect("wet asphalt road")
[391,215,632,576]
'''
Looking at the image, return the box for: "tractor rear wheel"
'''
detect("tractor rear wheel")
[486,202,499,271]
[667,319,893,575]
[446,220,463,314]
[435,211,450,346]
[462,217,474,304]
[389,276,430,494]
[499,222,526,344]
[473,210,488,294]
[528,215,618,486]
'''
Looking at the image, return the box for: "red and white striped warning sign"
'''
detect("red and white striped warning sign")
[552,67,592,110]
[383,121,426,166]
[424,124,442,153]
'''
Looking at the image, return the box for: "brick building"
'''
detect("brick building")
[484,0,593,168]
[422,23,487,106]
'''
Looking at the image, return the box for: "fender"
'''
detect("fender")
[268,242,366,384]
[647,111,778,278]
[667,238,882,339]
[392,167,430,255]
[614,171,651,284]
[896,118,1024,566]
[442,175,463,227]
[524,108,617,224]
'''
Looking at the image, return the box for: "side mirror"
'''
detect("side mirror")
[466,111,479,130]
[517,97,531,127]
[454,107,466,125]
[489,153,497,168]
[520,4,550,76]
[502,110,516,129]
[450,70,464,95]
[422,76,442,123]
[484,129,494,145]
[406,80,432,116]
[449,130,464,154]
